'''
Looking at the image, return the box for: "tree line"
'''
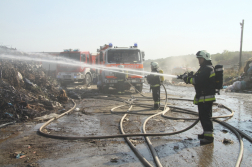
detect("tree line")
[144,51,252,74]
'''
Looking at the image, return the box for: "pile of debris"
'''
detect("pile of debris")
[0,59,67,124]
[224,57,252,92]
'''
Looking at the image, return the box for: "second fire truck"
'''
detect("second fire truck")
[56,49,96,86]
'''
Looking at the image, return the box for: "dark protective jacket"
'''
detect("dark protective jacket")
[189,61,216,104]
[115,70,127,81]
[146,69,161,87]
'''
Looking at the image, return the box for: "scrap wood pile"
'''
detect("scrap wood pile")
[0,59,68,124]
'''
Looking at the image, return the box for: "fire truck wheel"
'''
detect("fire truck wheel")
[135,85,143,93]
[84,74,92,85]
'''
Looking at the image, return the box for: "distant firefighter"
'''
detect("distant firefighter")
[146,62,164,110]
[114,65,127,94]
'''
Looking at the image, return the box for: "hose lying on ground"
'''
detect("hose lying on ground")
[126,82,246,167]
[38,99,199,139]
[142,84,168,167]
[0,121,16,128]
[117,104,152,167]
[37,83,251,167]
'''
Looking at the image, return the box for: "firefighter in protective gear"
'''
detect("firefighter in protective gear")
[115,65,127,94]
[146,62,164,110]
[183,50,215,144]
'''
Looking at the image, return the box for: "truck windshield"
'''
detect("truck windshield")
[107,50,141,63]
[59,52,80,61]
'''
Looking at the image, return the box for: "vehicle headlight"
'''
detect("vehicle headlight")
[74,73,80,76]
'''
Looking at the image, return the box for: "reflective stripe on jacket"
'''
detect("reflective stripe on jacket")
[151,84,160,87]
[193,95,216,105]
[190,64,216,105]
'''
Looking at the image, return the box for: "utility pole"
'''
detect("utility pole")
[239,19,244,70]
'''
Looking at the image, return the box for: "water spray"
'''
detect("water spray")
[0,51,177,79]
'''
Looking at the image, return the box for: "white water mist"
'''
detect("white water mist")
[0,51,177,78]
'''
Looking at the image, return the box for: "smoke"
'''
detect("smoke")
[145,55,199,74]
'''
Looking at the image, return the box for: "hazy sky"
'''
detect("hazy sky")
[1,0,251,59]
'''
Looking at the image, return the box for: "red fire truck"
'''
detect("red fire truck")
[96,43,145,93]
[56,49,95,86]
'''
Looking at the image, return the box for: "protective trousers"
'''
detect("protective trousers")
[198,102,213,134]
[151,86,160,109]
[117,81,125,94]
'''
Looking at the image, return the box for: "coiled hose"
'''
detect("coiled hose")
[37,83,252,167]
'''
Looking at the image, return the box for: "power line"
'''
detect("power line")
[239,19,244,71]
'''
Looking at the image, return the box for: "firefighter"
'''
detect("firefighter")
[244,62,252,82]
[182,50,216,144]
[115,65,127,94]
[146,62,164,110]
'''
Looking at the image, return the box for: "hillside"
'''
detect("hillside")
[144,51,252,74]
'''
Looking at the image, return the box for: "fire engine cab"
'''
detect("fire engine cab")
[96,43,145,93]
[56,49,95,86]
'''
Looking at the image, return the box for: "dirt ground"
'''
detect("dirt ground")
[0,84,252,167]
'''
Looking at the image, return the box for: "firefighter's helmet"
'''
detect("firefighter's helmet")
[118,65,124,68]
[196,50,211,61]
[150,62,159,69]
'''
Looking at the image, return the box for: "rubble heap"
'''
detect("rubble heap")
[0,59,65,124]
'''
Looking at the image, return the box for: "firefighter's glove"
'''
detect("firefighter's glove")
[186,76,192,84]
[183,76,192,84]
[188,71,194,77]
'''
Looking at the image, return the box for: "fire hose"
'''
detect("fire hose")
[37,82,252,167]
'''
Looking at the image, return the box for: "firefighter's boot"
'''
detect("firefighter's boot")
[200,134,214,145]
[198,133,204,139]
[152,103,160,110]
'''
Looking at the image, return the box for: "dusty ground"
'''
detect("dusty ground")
[0,84,252,167]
